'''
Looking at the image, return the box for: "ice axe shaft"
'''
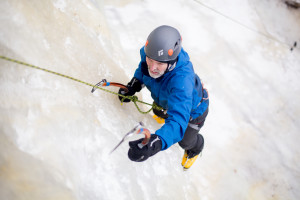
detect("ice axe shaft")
[137,128,151,148]
[109,122,151,154]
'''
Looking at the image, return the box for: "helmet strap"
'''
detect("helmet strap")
[166,58,177,72]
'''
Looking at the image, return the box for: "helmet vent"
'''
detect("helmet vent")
[174,40,180,50]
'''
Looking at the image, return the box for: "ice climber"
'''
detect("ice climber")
[118,25,209,170]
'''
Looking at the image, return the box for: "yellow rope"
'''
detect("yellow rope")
[0,55,162,114]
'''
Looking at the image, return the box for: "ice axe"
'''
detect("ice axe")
[91,79,129,93]
[109,122,151,154]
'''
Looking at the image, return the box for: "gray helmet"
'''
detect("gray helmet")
[144,25,182,62]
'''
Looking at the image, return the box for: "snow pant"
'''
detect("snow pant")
[178,108,209,156]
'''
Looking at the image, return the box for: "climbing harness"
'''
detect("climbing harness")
[0,55,162,114]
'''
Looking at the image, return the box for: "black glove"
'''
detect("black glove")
[118,77,142,103]
[153,106,169,119]
[128,134,162,162]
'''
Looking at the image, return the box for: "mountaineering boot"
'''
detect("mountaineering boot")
[181,150,200,170]
[181,134,204,170]
[152,114,165,124]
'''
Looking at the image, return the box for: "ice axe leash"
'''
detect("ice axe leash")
[0,55,163,114]
[109,122,151,154]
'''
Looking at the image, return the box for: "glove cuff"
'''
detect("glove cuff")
[148,135,162,156]
[127,77,143,93]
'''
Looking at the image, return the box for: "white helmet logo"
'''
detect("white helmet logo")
[158,49,163,56]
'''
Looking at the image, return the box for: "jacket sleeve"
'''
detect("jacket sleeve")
[155,75,194,150]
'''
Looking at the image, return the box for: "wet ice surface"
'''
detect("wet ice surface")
[0,0,300,199]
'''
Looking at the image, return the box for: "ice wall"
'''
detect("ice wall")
[1,0,300,199]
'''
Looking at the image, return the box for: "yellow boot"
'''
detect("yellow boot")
[152,114,165,124]
[181,150,200,170]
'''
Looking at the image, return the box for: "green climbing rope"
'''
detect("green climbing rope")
[0,55,162,114]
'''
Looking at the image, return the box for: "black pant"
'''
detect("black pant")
[178,108,209,155]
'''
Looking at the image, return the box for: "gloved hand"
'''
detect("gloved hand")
[128,134,162,162]
[153,106,169,119]
[118,77,142,103]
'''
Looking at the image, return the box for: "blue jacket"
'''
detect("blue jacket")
[134,47,209,150]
